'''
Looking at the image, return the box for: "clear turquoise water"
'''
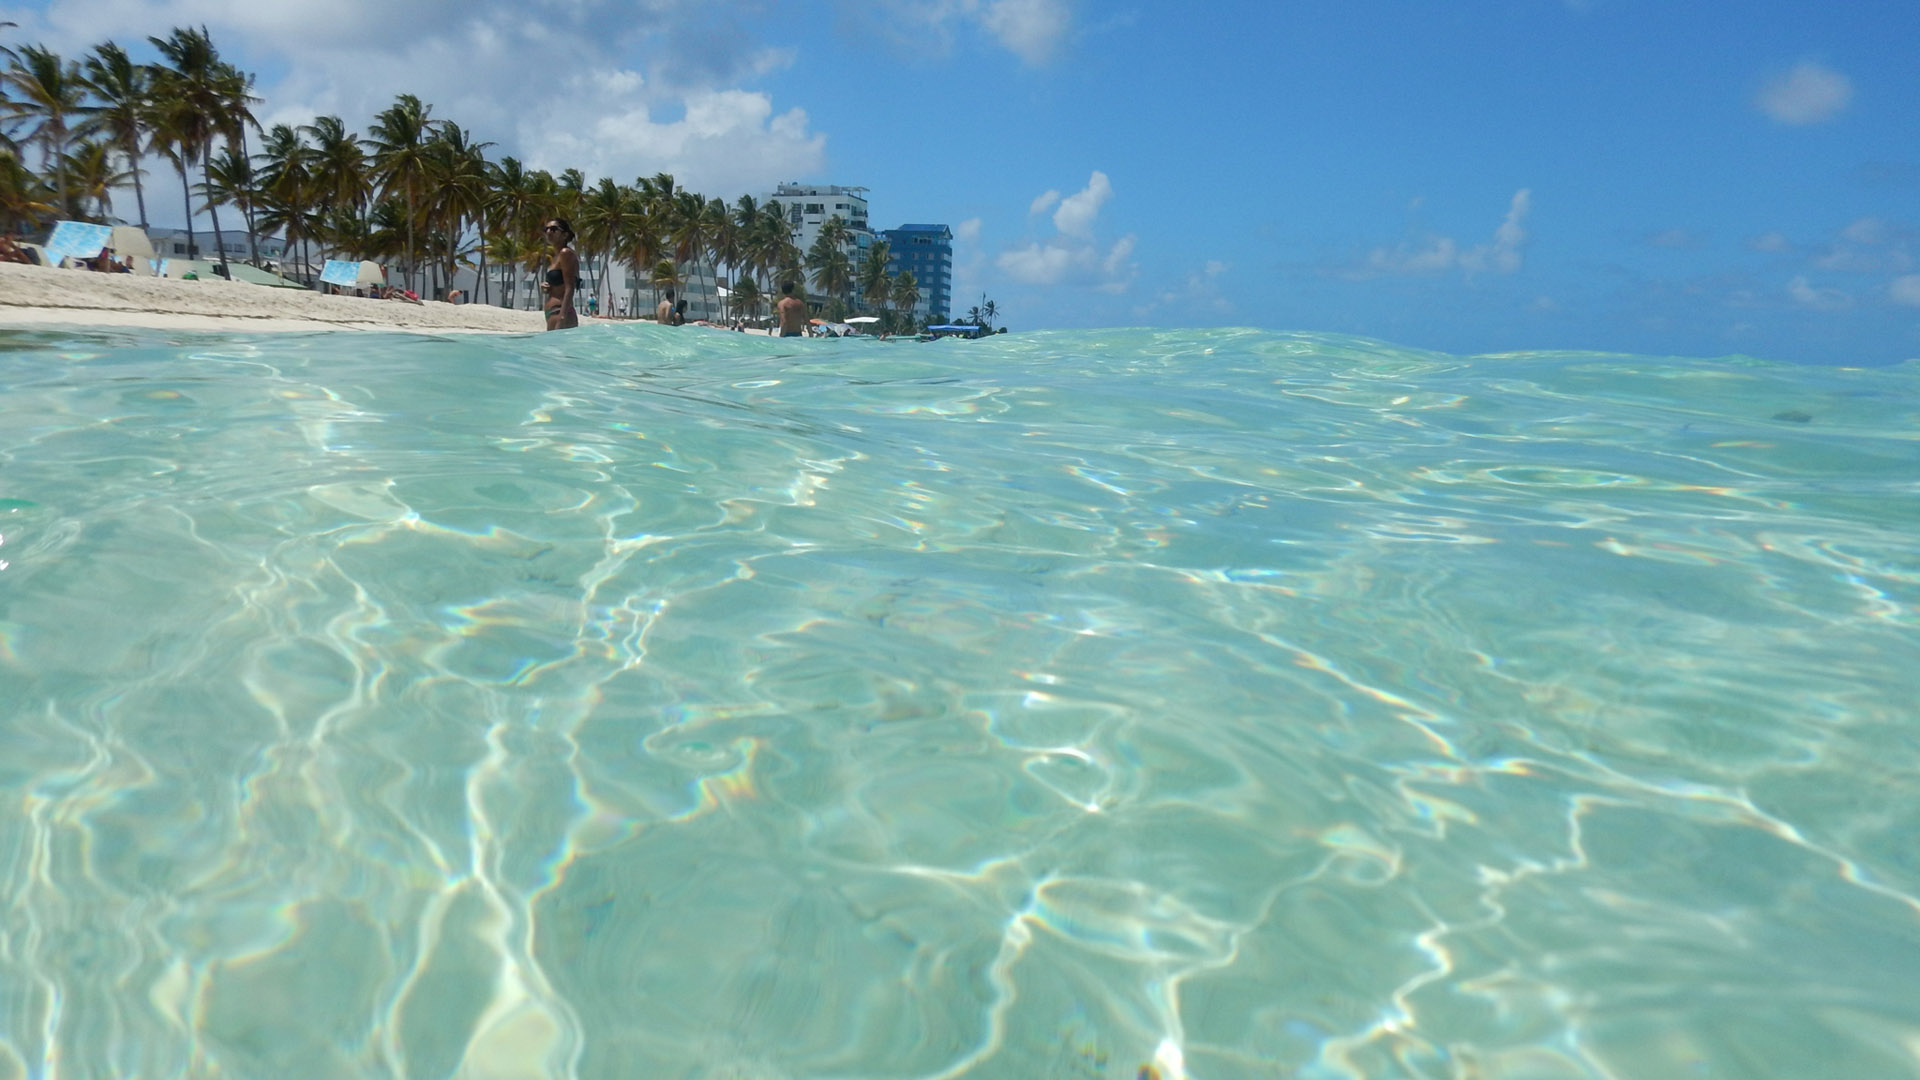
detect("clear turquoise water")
[0,324,1916,1080]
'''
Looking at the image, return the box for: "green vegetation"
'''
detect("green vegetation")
[0,24,936,324]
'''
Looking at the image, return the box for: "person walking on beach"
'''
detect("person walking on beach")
[656,289,675,324]
[777,281,806,337]
[542,218,580,330]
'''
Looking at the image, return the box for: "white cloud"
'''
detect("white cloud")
[1138,257,1231,317]
[1842,217,1889,245]
[1367,236,1459,276]
[853,0,1072,66]
[1747,232,1793,253]
[22,0,825,199]
[1647,228,1705,249]
[1810,217,1913,274]
[996,172,1132,290]
[1787,275,1852,311]
[954,218,983,244]
[997,233,1136,289]
[1461,189,1531,273]
[998,243,1078,285]
[981,0,1072,64]
[1890,275,1920,307]
[1052,171,1112,239]
[1349,189,1530,278]
[1756,61,1853,126]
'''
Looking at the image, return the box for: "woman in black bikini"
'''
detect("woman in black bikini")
[542,218,580,330]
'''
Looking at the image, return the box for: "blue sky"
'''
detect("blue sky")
[5,0,1916,363]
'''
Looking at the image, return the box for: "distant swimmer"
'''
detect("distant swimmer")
[777,281,806,338]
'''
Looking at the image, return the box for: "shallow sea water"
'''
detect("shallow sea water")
[0,323,1916,1080]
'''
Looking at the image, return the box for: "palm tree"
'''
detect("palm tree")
[79,42,151,228]
[148,26,241,275]
[774,244,806,294]
[367,93,432,293]
[727,275,761,321]
[891,269,920,324]
[662,189,715,317]
[640,172,676,221]
[806,217,853,312]
[755,199,798,297]
[320,203,372,262]
[215,60,261,263]
[2,45,96,219]
[650,257,679,302]
[859,240,891,315]
[422,121,492,295]
[517,225,551,311]
[713,196,747,303]
[577,176,633,310]
[253,123,317,283]
[0,149,55,233]
[981,298,998,330]
[482,226,533,310]
[730,194,762,290]
[145,98,199,254]
[198,143,261,263]
[617,199,665,316]
[483,155,538,304]
[63,139,127,219]
[554,167,585,223]
[302,115,368,270]
[364,196,409,269]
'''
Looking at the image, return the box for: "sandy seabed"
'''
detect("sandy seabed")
[0,262,547,334]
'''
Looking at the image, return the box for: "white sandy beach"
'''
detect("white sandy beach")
[0,261,547,334]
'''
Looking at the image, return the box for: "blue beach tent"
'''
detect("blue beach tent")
[41,221,113,265]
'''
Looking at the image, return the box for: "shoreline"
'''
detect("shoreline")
[1,261,548,335]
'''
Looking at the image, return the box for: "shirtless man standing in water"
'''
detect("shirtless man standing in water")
[777,281,807,337]
[656,289,675,324]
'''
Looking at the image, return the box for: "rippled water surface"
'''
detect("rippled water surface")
[1,324,1917,1079]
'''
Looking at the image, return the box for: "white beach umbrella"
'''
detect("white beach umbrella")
[845,316,880,324]
[108,225,155,259]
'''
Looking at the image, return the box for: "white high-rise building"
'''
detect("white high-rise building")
[765,183,875,260]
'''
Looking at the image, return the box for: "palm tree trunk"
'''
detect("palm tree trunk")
[406,189,417,295]
[241,201,260,265]
[201,144,230,277]
[238,129,261,267]
[130,153,149,230]
[175,162,197,258]
[473,212,489,306]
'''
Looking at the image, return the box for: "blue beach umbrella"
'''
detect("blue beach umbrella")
[320,259,385,288]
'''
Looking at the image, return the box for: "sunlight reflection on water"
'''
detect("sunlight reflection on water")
[0,324,1916,1079]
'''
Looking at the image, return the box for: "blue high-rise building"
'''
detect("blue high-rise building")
[882,224,953,324]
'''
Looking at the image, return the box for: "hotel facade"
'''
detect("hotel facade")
[882,224,954,324]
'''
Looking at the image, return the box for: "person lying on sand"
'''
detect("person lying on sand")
[0,234,32,265]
